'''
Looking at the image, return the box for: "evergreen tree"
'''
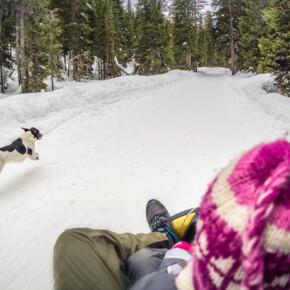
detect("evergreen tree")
[172,0,205,71]
[172,0,193,70]
[238,0,269,72]
[50,0,92,80]
[0,0,15,93]
[193,1,207,70]
[104,0,119,78]
[68,0,93,81]
[45,10,63,91]
[18,0,51,93]
[134,0,171,75]
[204,11,216,66]
[124,0,135,63]
[14,0,63,93]
[112,0,130,66]
[212,0,241,74]
[49,0,68,51]
[49,0,71,71]
[197,16,205,67]
[259,0,289,96]
[93,0,120,79]
[93,0,107,79]
[87,0,99,79]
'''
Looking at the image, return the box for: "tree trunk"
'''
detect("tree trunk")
[0,66,4,94]
[186,52,191,70]
[72,51,78,81]
[0,8,3,93]
[20,2,28,92]
[51,73,54,91]
[98,58,103,80]
[157,51,162,73]
[228,0,236,75]
[192,56,198,73]
[68,51,71,77]
[0,6,2,41]
[106,44,109,79]
[64,54,67,72]
[16,7,22,86]
[49,10,55,91]
[51,55,55,91]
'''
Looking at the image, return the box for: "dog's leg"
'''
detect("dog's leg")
[27,147,39,160]
[29,152,39,160]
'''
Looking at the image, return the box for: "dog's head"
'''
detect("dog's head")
[22,127,43,140]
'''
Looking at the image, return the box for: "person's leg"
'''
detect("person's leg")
[126,248,167,284]
[130,245,193,290]
[53,228,169,290]
[126,199,182,285]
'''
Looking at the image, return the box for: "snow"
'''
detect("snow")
[0,68,289,290]
[86,2,92,9]
[114,57,135,75]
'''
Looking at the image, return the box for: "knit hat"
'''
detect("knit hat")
[176,139,290,290]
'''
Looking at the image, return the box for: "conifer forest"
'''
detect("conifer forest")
[0,0,289,96]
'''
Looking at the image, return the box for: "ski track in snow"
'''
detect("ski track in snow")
[0,68,289,289]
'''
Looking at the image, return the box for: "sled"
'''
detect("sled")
[170,207,200,243]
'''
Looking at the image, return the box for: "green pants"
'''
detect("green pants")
[53,228,169,290]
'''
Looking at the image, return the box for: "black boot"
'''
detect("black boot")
[146,199,179,248]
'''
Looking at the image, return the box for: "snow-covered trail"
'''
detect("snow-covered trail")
[0,68,288,290]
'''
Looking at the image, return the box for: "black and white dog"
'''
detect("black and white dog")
[0,127,42,174]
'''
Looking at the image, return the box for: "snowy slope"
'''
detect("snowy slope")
[0,68,289,290]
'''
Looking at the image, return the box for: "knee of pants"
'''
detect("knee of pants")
[54,229,126,290]
[54,229,76,252]
[54,229,87,264]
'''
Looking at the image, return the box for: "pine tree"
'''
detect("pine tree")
[204,11,216,66]
[50,0,92,80]
[0,0,15,93]
[68,0,93,81]
[124,0,135,63]
[238,0,269,72]
[45,10,63,91]
[111,0,129,66]
[13,0,63,93]
[212,0,241,74]
[49,0,72,72]
[134,0,152,74]
[93,0,120,79]
[197,16,205,67]
[93,0,107,79]
[172,0,205,71]
[172,0,194,70]
[104,0,119,78]
[259,0,290,96]
[18,0,52,93]
[134,0,171,75]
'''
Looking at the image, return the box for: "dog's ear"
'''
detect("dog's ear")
[22,127,29,132]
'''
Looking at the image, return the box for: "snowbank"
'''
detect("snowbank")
[0,70,194,143]
[230,73,290,125]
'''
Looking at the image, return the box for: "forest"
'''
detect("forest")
[0,0,289,96]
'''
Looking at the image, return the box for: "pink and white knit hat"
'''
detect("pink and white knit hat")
[176,139,290,290]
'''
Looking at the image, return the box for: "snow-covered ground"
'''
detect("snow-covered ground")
[0,68,289,289]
